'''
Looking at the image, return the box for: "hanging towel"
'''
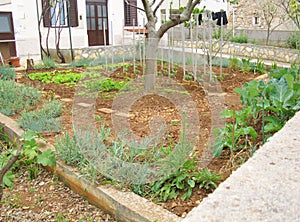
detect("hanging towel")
[198,14,203,25]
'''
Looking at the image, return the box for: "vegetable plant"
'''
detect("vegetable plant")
[150,159,221,201]
[28,69,82,84]
[214,65,300,160]
[0,131,56,200]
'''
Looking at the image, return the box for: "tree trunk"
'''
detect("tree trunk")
[144,36,159,91]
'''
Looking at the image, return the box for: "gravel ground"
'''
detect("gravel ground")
[0,168,117,222]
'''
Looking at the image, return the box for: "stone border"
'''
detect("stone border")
[0,113,181,222]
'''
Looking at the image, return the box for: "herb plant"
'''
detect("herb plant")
[18,100,62,132]
[0,80,41,116]
[0,66,16,80]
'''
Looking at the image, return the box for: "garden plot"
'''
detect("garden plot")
[1,60,299,219]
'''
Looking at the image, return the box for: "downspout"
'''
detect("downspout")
[35,0,43,60]
[66,0,74,61]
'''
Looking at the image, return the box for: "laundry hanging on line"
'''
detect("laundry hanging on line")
[212,11,228,26]
[197,11,228,26]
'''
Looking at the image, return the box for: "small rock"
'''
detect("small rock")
[181,212,187,218]
[77,102,93,108]
[170,202,177,208]
[98,108,115,114]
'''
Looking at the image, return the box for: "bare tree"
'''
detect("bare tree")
[140,0,203,89]
[259,0,286,45]
[276,0,300,30]
[38,0,67,63]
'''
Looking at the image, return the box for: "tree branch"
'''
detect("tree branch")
[0,145,22,201]
[153,0,165,16]
[157,0,201,38]
[150,0,156,7]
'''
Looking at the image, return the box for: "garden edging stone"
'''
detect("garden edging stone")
[0,113,181,222]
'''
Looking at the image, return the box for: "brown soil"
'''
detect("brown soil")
[6,63,261,219]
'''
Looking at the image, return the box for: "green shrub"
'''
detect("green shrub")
[69,58,93,68]
[34,56,57,69]
[229,57,241,70]
[230,33,248,43]
[18,100,62,132]
[287,33,300,49]
[0,66,16,80]
[0,80,41,116]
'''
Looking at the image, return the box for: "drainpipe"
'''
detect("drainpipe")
[66,0,74,61]
[35,0,43,60]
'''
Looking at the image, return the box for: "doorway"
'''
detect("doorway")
[86,0,109,46]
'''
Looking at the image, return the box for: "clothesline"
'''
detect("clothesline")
[198,11,228,26]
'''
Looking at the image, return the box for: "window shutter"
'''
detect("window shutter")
[69,0,78,27]
[131,0,137,25]
[124,0,137,26]
[41,0,51,27]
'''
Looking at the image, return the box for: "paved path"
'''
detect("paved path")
[183,111,300,222]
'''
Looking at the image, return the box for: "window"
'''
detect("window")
[253,16,260,26]
[42,0,78,27]
[124,0,137,26]
[50,0,67,26]
[0,13,12,33]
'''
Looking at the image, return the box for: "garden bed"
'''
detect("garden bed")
[12,62,262,217]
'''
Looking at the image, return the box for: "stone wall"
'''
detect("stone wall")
[48,45,139,63]
[172,40,299,64]
[48,40,298,65]
[227,0,297,31]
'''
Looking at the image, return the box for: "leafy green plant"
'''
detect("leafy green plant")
[150,159,221,201]
[18,100,62,132]
[213,109,258,157]
[230,33,248,43]
[83,78,127,92]
[28,70,82,84]
[214,66,300,159]
[0,66,16,80]
[0,80,41,116]
[251,59,266,74]
[0,131,56,200]
[286,32,300,49]
[229,57,241,70]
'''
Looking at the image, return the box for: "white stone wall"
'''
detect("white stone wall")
[228,0,297,32]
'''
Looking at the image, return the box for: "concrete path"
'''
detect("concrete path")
[183,111,300,222]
